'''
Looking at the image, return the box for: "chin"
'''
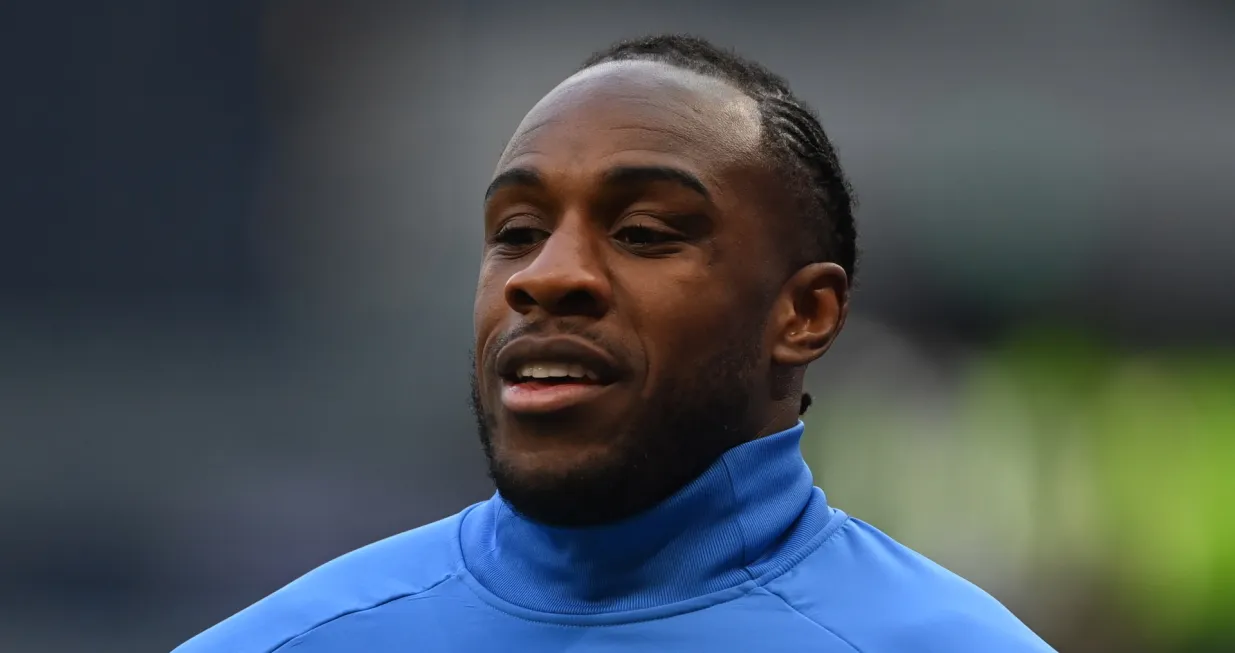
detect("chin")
[484,425,647,526]
[492,425,621,476]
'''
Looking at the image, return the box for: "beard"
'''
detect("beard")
[469,335,760,528]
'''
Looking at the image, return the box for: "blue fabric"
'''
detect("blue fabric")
[174,423,1056,652]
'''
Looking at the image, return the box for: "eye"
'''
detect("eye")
[491,225,548,249]
[614,225,679,247]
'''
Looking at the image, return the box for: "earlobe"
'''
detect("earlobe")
[770,262,849,367]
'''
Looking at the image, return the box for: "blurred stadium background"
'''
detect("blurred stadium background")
[1,1,1232,651]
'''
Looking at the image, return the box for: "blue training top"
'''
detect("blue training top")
[174,423,1056,652]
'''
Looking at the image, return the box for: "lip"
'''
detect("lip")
[501,380,615,415]
[494,335,625,415]
[495,335,623,385]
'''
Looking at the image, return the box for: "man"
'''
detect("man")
[175,35,1055,652]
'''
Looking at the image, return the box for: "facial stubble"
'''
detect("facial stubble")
[469,334,760,528]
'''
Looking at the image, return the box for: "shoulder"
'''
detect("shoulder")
[171,507,474,653]
[764,513,1056,652]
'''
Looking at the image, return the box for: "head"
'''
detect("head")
[471,34,856,527]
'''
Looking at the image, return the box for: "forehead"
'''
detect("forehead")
[497,61,763,181]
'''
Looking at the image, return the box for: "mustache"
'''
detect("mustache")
[485,320,622,367]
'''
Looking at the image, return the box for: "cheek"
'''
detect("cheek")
[474,263,508,320]
[628,278,743,390]
[473,268,510,353]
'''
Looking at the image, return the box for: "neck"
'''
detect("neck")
[459,422,835,615]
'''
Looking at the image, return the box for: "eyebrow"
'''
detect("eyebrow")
[485,167,544,201]
[601,165,711,200]
[483,165,712,202]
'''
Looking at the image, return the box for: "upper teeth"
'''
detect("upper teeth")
[516,363,597,381]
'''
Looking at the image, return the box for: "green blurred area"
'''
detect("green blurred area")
[804,329,1235,649]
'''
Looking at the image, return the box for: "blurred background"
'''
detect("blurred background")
[1,0,1232,651]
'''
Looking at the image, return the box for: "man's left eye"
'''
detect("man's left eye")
[614,226,678,246]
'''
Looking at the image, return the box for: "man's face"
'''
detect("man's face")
[472,61,791,526]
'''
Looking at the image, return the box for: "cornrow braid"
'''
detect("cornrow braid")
[580,34,858,281]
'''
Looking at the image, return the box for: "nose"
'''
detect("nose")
[504,220,611,319]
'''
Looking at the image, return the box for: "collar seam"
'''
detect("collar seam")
[751,508,850,585]
[719,455,756,582]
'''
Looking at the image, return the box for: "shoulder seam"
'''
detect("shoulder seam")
[759,586,865,653]
[268,566,462,653]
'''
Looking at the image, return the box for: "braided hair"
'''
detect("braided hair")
[579,34,858,280]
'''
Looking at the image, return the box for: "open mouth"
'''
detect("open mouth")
[495,337,622,414]
[512,362,601,384]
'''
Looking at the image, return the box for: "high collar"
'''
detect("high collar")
[459,422,832,615]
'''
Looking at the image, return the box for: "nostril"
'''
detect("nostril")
[507,288,537,312]
[504,262,611,317]
[558,289,601,315]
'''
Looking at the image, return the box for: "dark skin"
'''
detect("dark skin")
[472,60,849,526]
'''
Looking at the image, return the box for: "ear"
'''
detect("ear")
[769,262,849,367]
